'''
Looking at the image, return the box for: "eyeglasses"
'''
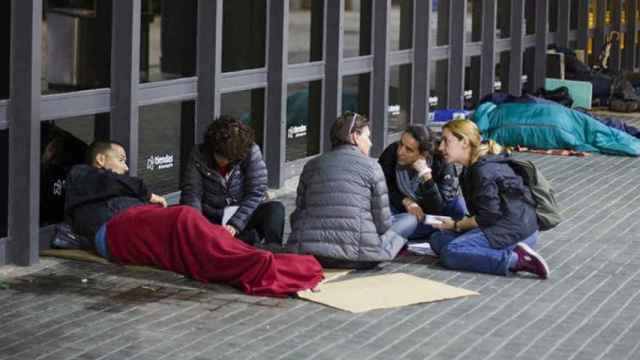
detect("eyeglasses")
[348,113,358,134]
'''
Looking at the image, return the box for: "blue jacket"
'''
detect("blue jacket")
[461,154,538,249]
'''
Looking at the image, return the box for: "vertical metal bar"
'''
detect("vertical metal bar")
[508,0,525,96]
[577,0,590,50]
[480,0,497,98]
[557,0,571,48]
[323,0,343,152]
[610,0,622,70]
[447,0,465,109]
[265,0,288,187]
[469,0,482,105]
[9,0,41,265]
[195,0,222,143]
[411,0,431,125]
[370,0,390,156]
[111,0,141,175]
[534,0,549,90]
[594,0,606,59]
[625,0,638,70]
[435,0,450,107]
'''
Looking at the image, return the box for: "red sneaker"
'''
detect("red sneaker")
[512,243,549,279]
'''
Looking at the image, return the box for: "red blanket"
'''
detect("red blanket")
[106,205,323,297]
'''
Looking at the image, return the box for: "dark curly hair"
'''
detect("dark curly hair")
[330,111,369,148]
[204,115,255,163]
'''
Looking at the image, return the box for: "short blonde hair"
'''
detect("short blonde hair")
[442,119,504,164]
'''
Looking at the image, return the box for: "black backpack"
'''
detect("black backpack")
[499,159,562,231]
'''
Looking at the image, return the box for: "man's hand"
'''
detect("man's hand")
[223,225,237,237]
[403,198,424,222]
[412,157,432,181]
[433,217,456,231]
[149,193,168,208]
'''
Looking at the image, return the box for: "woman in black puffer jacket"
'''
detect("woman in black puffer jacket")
[180,116,284,245]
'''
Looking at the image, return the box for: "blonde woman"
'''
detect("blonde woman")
[431,119,549,278]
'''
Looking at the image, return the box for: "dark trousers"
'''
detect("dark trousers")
[238,201,285,246]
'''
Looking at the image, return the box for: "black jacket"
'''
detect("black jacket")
[179,143,268,231]
[461,154,539,248]
[378,141,459,215]
[64,165,151,239]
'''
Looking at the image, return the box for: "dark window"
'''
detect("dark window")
[220,89,266,149]
[1,0,9,100]
[138,101,192,195]
[41,114,103,226]
[42,0,112,94]
[289,0,324,64]
[498,0,511,39]
[391,0,413,51]
[222,0,266,72]
[342,73,371,116]
[389,64,412,134]
[286,80,322,161]
[140,0,197,83]
[344,0,372,57]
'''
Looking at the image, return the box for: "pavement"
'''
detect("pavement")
[1,115,640,360]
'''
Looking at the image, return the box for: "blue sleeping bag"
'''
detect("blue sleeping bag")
[473,100,640,156]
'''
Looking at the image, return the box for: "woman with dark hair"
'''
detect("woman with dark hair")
[180,115,285,246]
[378,124,466,240]
[289,112,411,268]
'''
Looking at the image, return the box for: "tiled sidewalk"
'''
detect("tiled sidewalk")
[0,116,639,360]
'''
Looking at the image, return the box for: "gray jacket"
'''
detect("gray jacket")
[289,145,406,262]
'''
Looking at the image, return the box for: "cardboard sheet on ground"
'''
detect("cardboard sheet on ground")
[298,272,478,313]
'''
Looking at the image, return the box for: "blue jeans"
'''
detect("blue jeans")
[429,228,539,276]
[392,196,467,241]
[391,213,419,239]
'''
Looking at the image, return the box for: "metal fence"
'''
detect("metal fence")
[0,0,636,265]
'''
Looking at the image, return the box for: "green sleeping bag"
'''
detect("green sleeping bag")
[473,100,640,156]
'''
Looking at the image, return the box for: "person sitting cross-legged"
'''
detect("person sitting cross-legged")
[180,115,285,246]
[64,141,323,296]
[429,119,549,278]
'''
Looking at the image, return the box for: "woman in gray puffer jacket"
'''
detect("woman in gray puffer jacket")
[289,112,410,268]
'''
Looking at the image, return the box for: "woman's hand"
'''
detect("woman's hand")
[433,217,456,231]
[223,224,237,237]
[412,157,432,181]
[403,197,424,221]
[149,193,168,208]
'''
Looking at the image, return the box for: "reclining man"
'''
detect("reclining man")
[378,125,467,240]
[64,140,323,297]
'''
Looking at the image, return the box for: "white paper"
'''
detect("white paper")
[407,242,438,257]
[222,206,239,225]
[424,214,452,225]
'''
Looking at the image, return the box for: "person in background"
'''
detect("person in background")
[180,115,285,246]
[430,119,549,279]
[288,112,412,269]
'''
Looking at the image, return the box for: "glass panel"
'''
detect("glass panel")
[549,0,558,33]
[286,81,321,161]
[388,64,412,135]
[0,130,7,237]
[220,89,266,149]
[431,59,448,110]
[1,0,9,99]
[496,51,510,94]
[289,0,324,64]
[222,0,266,72]
[344,0,372,57]
[141,0,197,83]
[571,0,580,30]
[525,0,535,35]
[139,101,192,195]
[523,47,536,92]
[390,0,413,51]
[467,0,482,43]
[435,0,449,46]
[497,0,511,39]
[342,73,371,116]
[41,114,104,226]
[466,55,481,108]
[42,0,112,94]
